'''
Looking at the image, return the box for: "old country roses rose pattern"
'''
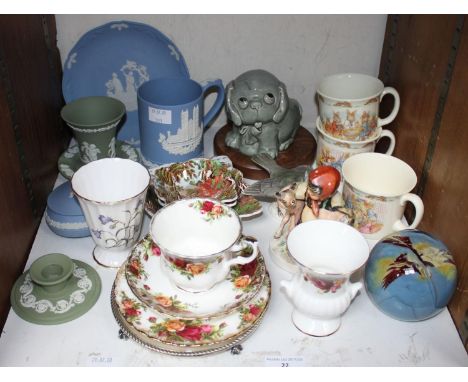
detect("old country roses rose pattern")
[115,266,271,346]
[125,235,266,318]
[189,199,231,222]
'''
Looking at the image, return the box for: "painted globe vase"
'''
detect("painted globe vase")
[365,229,457,321]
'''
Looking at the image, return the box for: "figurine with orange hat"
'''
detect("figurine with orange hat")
[270,165,353,272]
[298,166,353,223]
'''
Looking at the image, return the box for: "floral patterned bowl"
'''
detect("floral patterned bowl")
[149,156,245,206]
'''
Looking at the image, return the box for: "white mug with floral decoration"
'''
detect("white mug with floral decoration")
[315,117,395,178]
[281,220,369,336]
[150,198,258,292]
[342,153,424,241]
[72,158,150,268]
[317,73,400,141]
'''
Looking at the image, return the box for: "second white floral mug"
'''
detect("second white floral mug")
[315,117,395,177]
[150,198,258,292]
[342,153,424,241]
[317,73,400,142]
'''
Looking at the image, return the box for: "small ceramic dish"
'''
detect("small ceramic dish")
[10,256,102,325]
[145,191,262,221]
[149,156,244,205]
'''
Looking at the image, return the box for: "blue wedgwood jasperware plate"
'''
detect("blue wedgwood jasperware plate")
[62,20,190,146]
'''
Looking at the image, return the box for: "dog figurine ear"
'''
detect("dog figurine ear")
[226,81,242,126]
[273,82,289,123]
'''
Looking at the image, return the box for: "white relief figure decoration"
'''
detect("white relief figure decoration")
[80,142,101,163]
[168,44,180,61]
[59,164,75,178]
[120,144,139,162]
[105,60,149,111]
[159,105,203,155]
[67,52,77,69]
[64,145,79,159]
[110,23,129,31]
[108,137,116,158]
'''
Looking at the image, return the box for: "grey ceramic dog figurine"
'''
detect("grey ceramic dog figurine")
[225,69,301,159]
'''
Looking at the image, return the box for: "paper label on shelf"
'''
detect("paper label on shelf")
[264,356,305,367]
[85,353,114,367]
[148,107,172,124]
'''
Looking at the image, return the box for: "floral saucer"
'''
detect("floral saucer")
[145,189,262,220]
[125,235,266,319]
[112,263,270,355]
[10,259,101,325]
[58,141,140,180]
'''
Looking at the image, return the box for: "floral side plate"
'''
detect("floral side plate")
[58,141,140,180]
[113,263,271,352]
[125,235,266,319]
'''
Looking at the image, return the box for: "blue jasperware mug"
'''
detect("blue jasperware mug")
[137,78,224,166]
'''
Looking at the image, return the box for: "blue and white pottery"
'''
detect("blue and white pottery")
[45,181,90,238]
[137,78,224,167]
[365,229,457,321]
[62,20,190,146]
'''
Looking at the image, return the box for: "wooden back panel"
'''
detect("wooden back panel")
[379,15,468,349]
[0,15,69,331]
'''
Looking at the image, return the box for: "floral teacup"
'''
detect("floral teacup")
[150,198,258,292]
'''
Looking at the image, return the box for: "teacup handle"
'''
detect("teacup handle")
[201,79,225,129]
[224,238,259,269]
[378,87,400,127]
[392,193,424,231]
[377,129,396,155]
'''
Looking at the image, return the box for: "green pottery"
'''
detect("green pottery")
[61,96,126,163]
[58,140,139,180]
[10,257,102,325]
[29,253,74,293]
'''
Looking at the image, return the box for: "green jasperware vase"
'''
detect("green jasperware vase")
[61,96,126,164]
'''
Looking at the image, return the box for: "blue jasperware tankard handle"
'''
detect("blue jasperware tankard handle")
[201,79,225,128]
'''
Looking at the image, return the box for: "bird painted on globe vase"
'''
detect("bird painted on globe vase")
[380,235,455,289]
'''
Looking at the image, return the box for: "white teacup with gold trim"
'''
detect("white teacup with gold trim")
[342,153,424,241]
[150,198,258,292]
[315,117,395,177]
[317,73,400,141]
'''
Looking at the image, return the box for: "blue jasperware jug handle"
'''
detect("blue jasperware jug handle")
[201,79,225,129]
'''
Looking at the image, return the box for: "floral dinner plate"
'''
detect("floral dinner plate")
[112,263,271,355]
[58,140,139,180]
[125,235,266,319]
